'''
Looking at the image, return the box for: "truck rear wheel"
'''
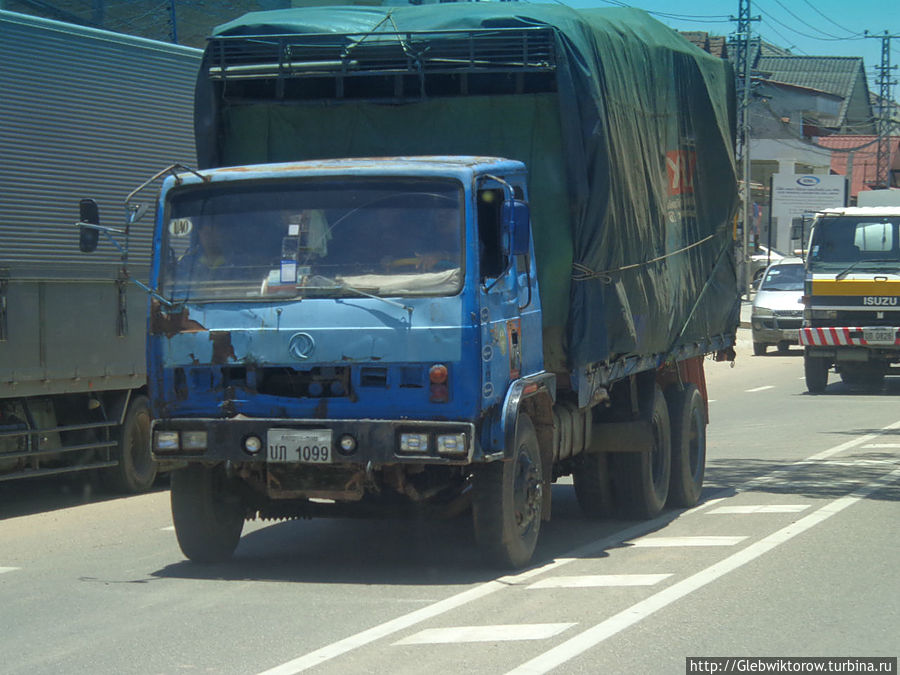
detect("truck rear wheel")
[839,363,885,392]
[473,413,543,568]
[612,384,671,519]
[804,352,829,394]
[104,395,157,493]
[666,385,706,508]
[171,464,244,563]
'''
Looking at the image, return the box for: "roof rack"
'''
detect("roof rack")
[206,28,557,100]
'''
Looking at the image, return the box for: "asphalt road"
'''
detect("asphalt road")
[1,328,898,675]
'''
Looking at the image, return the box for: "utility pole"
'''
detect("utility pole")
[865,31,898,189]
[731,0,760,297]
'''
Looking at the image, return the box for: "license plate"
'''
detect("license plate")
[863,328,896,345]
[267,429,333,464]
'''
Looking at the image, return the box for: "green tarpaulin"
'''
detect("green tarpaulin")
[197,4,739,374]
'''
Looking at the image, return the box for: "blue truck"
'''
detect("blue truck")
[80,4,739,567]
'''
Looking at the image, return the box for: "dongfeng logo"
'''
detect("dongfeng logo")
[796,176,820,187]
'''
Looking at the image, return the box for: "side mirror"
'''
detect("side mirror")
[502,199,531,257]
[78,199,100,253]
[127,202,149,225]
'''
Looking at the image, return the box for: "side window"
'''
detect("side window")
[854,222,893,253]
[477,185,526,281]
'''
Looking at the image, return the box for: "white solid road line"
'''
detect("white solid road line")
[708,505,810,515]
[393,623,576,646]
[528,574,672,589]
[255,419,900,675]
[506,463,900,675]
[629,536,747,547]
[745,385,775,392]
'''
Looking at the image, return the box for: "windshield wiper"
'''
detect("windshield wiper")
[835,259,900,280]
[303,275,413,314]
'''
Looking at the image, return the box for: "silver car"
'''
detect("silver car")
[751,259,805,355]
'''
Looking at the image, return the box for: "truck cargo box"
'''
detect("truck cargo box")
[0,10,201,397]
[193,4,739,374]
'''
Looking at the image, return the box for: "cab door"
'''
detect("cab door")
[476,177,541,412]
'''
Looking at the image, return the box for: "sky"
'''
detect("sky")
[557,0,899,95]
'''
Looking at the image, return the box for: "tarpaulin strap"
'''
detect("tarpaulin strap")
[571,233,716,282]
[664,233,737,365]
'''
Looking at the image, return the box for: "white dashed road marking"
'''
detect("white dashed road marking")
[0,567,20,575]
[527,574,672,589]
[393,623,576,646]
[506,463,900,675]
[256,419,900,675]
[745,385,775,392]
[629,536,747,547]
[708,505,810,515]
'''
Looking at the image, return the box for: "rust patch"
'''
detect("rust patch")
[210,331,236,364]
[150,300,206,337]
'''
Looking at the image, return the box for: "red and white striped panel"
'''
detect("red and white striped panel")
[799,327,900,347]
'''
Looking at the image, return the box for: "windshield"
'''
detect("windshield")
[760,263,805,291]
[160,178,463,301]
[807,216,900,272]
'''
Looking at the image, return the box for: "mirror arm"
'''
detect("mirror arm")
[124,163,208,207]
[482,259,515,293]
[77,221,125,234]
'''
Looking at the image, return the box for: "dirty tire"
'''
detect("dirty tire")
[753,342,767,356]
[171,464,244,563]
[666,385,706,508]
[473,414,543,569]
[573,452,614,518]
[105,395,157,493]
[611,384,671,519]
[804,352,829,394]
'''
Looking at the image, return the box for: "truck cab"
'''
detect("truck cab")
[148,157,549,566]
[800,206,900,392]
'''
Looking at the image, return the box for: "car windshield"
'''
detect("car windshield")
[159,178,463,302]
[807,216,900,272]
[760,263,805,291]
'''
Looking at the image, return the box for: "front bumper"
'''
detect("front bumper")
[799,326,900,349]
[751,316,802,344]
[151,417,477,466]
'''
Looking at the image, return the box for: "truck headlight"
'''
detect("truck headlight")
[810,309,838,320]
[436,434,467,457]
[154,430,180,452]
[182,430,208,451]
[399,433,429,453]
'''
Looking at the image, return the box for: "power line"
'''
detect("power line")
[799,0,864,38]
[768,0,850,41]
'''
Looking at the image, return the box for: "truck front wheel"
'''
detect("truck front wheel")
[104,395,157,493]
[473,413,543,568]
[171,464,245,563]
[612,384,671,519]
[804,352,830,394]
[666,385,706,508]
